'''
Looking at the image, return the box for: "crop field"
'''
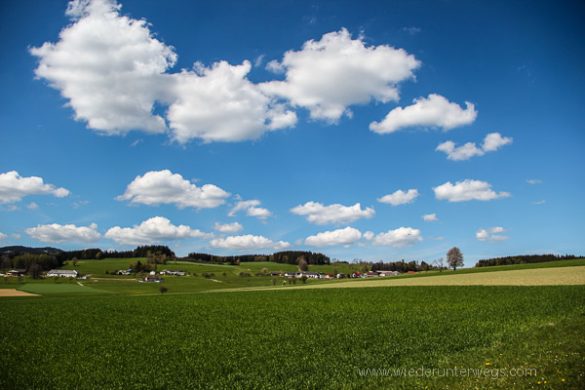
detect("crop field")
[217,265,585,292]
[18,282,106,295]
[0,288,37,297]
[1,285,584,389]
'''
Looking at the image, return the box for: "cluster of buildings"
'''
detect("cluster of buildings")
[139,269,187,283]
[274,270,402,280]
[0,269,80,278]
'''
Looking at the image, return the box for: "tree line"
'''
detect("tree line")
[370,259,440,273]
[185,251,331,265]
[475,254,579,267]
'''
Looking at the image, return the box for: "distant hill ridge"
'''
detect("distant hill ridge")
[0,246,64,255]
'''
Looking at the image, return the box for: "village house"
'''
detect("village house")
[46,269,78,278]
[6,269,27,277]
[160,270,186,276]
[142,275,163,283]
[377,270,400,277]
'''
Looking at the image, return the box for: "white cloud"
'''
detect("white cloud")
[105,216,210,245]
[482,132,513,152]
[31,0,296,143]
[476,226,508,241]
[434,180,510,202]
[436,141,483,161]
[532,200,546,205]
[214,222,243,233]
[30,0,175,134]
[290,201,374,225]
[210,234,289,250]
[0,232,6,240]
[117,170,229,209]
[273,241,291,250]
[229,199,272,220]
[526,179,543,185]
[167,61,297,143]
[26,222,101,243]
[436,132,512,161]
[422,213,438,222]
[27,202,39,210]
[363,231,375,240]
[0,171,70,204]
[261,28,420,121]
[371,227,422,247]
[370,94,477,134]
[304,226,362,247]
[378,189,419,206]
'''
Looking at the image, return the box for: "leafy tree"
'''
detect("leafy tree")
[447,247,464,270]
[28,263,41,279]
[297,257,308,272]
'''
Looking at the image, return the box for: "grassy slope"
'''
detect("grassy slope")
[217,265,585,292]
[1,258,583,296]
[0,286,583,389]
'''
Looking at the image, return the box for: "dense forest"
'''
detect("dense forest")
[54,245,176,261]
[186,251,330,265]
[475,254,579,267]
[370,260,440,273]
[0,245,176,276]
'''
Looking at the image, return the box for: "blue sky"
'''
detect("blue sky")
[1,0,584,265]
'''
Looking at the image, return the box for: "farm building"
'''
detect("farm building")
[6,269,27,277]
[143,275,163,283]
[160,270,186,276]
[46,269,78,278]
[377,271,400,277]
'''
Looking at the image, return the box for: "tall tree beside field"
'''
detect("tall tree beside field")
[298,257,309,272]
[447,247,464,270]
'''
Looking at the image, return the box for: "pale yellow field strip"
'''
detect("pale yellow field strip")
[0,288,39,297]
[213,266,585,293]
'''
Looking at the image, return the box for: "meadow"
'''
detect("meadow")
[2,257,577,297]
[1,286,584,389]
[1,259,584,388]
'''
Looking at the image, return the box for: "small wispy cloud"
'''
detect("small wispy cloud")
[73,200,90,209]
[402,26,421,35]
[526,179,543,185]
[253,54,265,68]
[476,226,508,241]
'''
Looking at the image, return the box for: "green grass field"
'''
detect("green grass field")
[1,259,584,388]
[1,286,584,389]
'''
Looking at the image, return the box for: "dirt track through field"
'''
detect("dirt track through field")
[0,289,39,297]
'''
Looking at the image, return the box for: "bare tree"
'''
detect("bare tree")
[433,258,446,272]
